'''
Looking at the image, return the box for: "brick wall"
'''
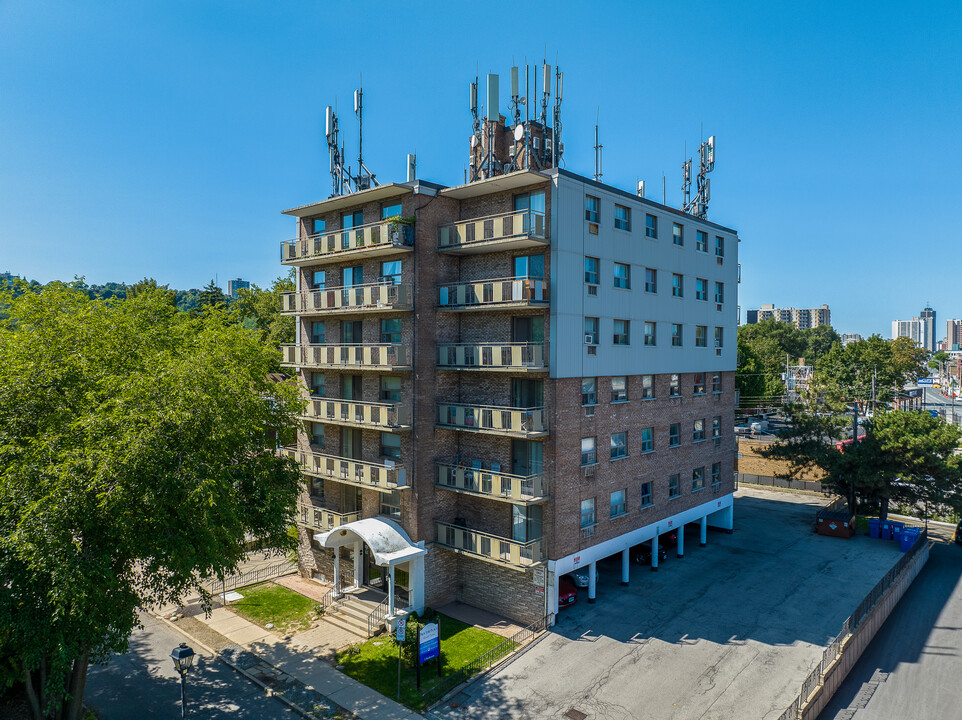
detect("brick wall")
[458,554,545,625]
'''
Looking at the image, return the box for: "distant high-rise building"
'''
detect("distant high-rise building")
[840,333,863,346]
[227,278,250,297]
[920,307,936,352]
[947,319,962,351]
[745,304,831,330]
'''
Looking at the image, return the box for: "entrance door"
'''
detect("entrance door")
[362,545,388,591]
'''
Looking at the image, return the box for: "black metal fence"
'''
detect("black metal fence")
[738,473,824,493]
[206,559,297,595]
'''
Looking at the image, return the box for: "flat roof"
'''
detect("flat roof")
[439,169,548,200]
[282,183,413,218]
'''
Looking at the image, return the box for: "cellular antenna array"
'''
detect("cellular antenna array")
[324,84,382,198]
[681,136,715,219]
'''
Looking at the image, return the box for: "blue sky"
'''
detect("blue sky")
[1,1,959,336]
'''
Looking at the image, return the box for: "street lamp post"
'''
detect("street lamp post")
[170,642,195,718]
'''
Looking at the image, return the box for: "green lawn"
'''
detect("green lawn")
[335,613,514,710]
[230,581,316,634]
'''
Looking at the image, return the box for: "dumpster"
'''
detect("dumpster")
[900,527,921,552]
[868,519,881,539]
[892,522,905,542]
[881,522,893,541]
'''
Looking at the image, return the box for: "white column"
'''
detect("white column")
[677,524,685,558]
[587,561,597,603]
[333,550,341,596]
[651,534,659,571]
[700,516,708,547]
[410,544,426,614]
[621,548,630,586]
[388,565,396,617]
[353,541,363,587]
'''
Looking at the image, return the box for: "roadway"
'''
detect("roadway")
[817,540,962,719]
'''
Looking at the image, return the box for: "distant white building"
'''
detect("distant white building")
[893,306,936,352]
[746,304,831,330]
[840,333,862,346]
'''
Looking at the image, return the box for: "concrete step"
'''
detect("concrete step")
[321,611,369,639]
[339,600,382,625]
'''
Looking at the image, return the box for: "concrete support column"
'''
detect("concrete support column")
[587,561,597,603]
[677,524,685,558]
[621,548,630,585]
[700,516,708,547]
[410,543,426,614]
[388,565,396,617]
[353,541,363,587]
[651,535,659,572]
[333,550,341,597]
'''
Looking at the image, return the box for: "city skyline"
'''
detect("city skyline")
[2,1,960,337]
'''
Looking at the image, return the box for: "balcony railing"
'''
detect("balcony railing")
[436,342,547,372]
[301,397,411,430]
[282,344,411,371]
[280,221,414,266]
[437,403,548,437]
[438,210,546,254]
[281,447,408,493]
[296,502,360,531]
[436,522,541,567]
[281,283,412,315]
[435,461,547,503]
[438,277,548,311]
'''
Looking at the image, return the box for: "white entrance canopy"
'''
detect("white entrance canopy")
[314,517,425,567]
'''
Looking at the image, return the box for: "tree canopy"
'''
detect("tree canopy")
[0,282,302,719]
[231,271,295,368]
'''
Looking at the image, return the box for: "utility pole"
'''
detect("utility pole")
[871,366,877,416]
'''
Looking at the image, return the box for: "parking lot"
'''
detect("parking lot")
[434,487,905,720]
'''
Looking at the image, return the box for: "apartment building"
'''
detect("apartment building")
[746,304,831,330]
[893,307,936,352]
[277,107,739,630]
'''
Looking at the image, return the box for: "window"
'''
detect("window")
[696,278,708,301]
[693,419,706,441]
[694,372,706,394]
[342,265,363,287]
[692,467,705,491]
[641,374,654,399]
[584,317,599,345]
[613,320,630,345]
[381,376,402,402]
[713,416,721,439]
[310,422,324,447]
[696,230,708,252]
[640,482,653,507]
[645,213,658,238]
[381,203,402,219]
[644,321,656,346]
[381,432,401,460]
[673,222,684,246]
[515,254,545,279]
[695,326,707,347]
[380,318,402,343]
[311,321,326,344]
[514,190,545,213]
[381,260,402,284]
[582,378,597,406]
[341,320,362,343]
[610,432,627,460]
[581,437,597,466]
[712,373,722,393]
[715,236,725,258]
[610,489,627,518]
[669,423,680,447]
[585,195,600,223]
[581,498,596,528]
[312,218,326,235]
[715,282,725,304]
[672,273,684,297]
[310,372,326,397]
[310,477,325,499]
[311,270,326,290]
[715,327,724,348]
[711,462,721,486]
[614,204,631,231]
[672,324,683,347]
[669,474,680,498]
[641,427,654,453]
[645,268,657,293]
[614,262,630,289]
[584,256,599,285]
[380,490,401,519]
[669,373,681,396]
[611,376,627,403]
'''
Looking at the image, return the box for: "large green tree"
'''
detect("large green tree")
[814,335,928,407]
[0,282,302,719]
[231,271,296,366]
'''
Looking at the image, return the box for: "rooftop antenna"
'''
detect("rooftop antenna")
[469,74,482,181]
[593,110,603,182]
[681,157,692,210]
[325,104,351,197]
[510,65,521,126]
[524,62,531,170]
[485,72,500,179]
[540,61,550,127]
[553,65,564,167]
[683,135,715,218]
[353,81,379,190]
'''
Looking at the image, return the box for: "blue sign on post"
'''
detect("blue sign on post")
[419,622,440,664]
[929,410,940,418]
[917,378,935,386]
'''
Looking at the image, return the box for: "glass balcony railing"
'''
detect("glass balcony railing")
[295,502,359,532]
[438,277,548,311]
[438,210,546,254]
[436,522,541,567]
[280,221,414,265]
[281,344,411,370]
[435,461,547,503]
[301,397,410,430]
[281,447,408,492]
[281,283,412,315]
[436,342,547,371]
[436,402,548,437]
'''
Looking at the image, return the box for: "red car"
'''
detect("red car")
[558,577,578,608]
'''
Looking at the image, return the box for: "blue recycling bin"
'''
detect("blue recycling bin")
[868,519,881,539]
[900,527,921,552]
[881,522,893,541]
[891,522,905,542]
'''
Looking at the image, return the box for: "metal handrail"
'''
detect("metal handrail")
[365,590,401,637]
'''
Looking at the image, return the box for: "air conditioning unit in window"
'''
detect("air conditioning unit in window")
[583,465,596,478]
[582,525,595,538]
[716,349,722,356]
[584,334,594,345]
[587,346,597,356]
[717,303,723,311]
[716,257,724,265]
[714,437,721,447]
[587,285,598,296]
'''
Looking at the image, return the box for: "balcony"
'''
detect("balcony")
[280,221,414,266]
[281,283,412,316]
[281,447,408,493]
[435,461,547,504]
[438,277,548,312]
[436,403,548,438]
[436,522,541,568]
[301,397,411,431]
[282,344,411,371]
[296,502,359,531]
[436,342,547,372]
[438,210,546,254]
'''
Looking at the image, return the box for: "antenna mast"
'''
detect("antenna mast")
[682,135,715,218]
[326,105,352,197]
[469,76,483,181]
[593,115,603,182]
[353,85,379,190]
[553,66,563,167]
